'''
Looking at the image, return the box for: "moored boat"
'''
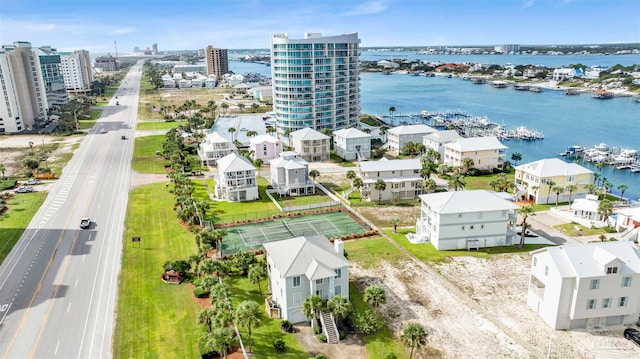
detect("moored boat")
[593,90,614,99]
[564,88,580,95]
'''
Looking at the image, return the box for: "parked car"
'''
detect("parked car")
[80,217,91,229]
[24,179,42,185]
[116,101,119,105]
[624,328,640,346]
[14,186,34,193]
[121,135,126,140]
[100,128,106,134]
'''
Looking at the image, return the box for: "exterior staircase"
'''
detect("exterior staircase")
[319,311,339,344]
[620,226,639,242]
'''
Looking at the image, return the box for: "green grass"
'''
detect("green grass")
[462,169,515,190]
[0,192,47,263]
[344,236,407,269]
[49,143,81,178]
[77,109,103,129]
[386,228,550,263]
[113,183,201,359]
[136,121,183,131]
[553,222,616,237]
[329,153,357,167]
[226,275,308,358]
[132,135,169,174]
[274,193,334,207]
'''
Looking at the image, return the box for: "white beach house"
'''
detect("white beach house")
[387,124,436,155]
[443,136,507,172]
[198,132,237,166]
[214,152,259,202]
[290,128,331,162]
[358,158,423,202]
[333,127,372,161]
[422,130,462,162]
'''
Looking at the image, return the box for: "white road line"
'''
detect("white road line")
[74,279,78,288]
[54,341,60,355]
[67,302,72,313]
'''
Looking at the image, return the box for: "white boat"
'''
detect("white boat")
[420,110,430,118]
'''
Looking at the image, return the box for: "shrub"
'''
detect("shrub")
[0,179,17,191]
[352,308,383,335]
[193,287,209,298]
[318,333,327,342]
[313,355,328,359]
[280,320,294,333]
[385,353,398,359]
[273,338,286,352]
[338,330,346,340]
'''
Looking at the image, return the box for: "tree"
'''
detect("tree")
[235,300,263,353]
[598,199,614,224]
[462,157,475,174]
[0,163,5,179]
[363,285,387,308]
[309,169,320,181]
[228,127,236,141]
[254,158,263,177]
[518,206,536,249]
[346,170,357,185]
[22,158,39,170]
[221,102,229,114]
[403,142,416,156]
[352,177,364,202]
[211,229,228,257]
[423,179,437,193]
[389,106,396,119]
[238,103,245,112]
[617,183,629,202]
[327,295,352,324]
[266,127,276,136]
[565,184,578,204]
[552,185,564,208]
[303,294,324,329]
[401,322,428,359]
[202,327,236,359]
[447,173,466,191]
[352,308,382,335]
[233,251,257,275]
[510,152,522,166]
[248,264,266,295]
[389,215,401,233]
[545,180,556,204]
[198,307,216,333]
[373,179,386,203]
[250,103,260,113]
[246,130,258,138]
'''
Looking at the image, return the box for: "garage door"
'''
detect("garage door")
[606,315,623,326]
[288,309,307,324]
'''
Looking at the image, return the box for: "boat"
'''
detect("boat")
[513,84,530,91]
[630,166,640,173]
[492,81,508,88]
[593,90,614,99]
[529,87,543,93]
[564,88,580,95]
[471,77,486,84]
[420,110,430,118]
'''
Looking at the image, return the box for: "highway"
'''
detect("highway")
[0,62,143,358]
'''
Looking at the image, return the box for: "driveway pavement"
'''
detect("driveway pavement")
[294,323,366,358]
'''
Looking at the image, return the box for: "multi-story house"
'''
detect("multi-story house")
[527,241,640,330]
[290,128,330,162]
[264,236,349,324]
[205,45,228,79]
[414,190,519,250]
[443,136,507,172]
[333,127,371,161]
[422,130,461,162]
[249,134,283,162]
[271,32,361,136]
[214,152,259,202]
[514,158,594,205]
[358,158,423,202]
[269,151,315,196]
[387,124,436,154]
[198,132,237,166]
[60,50,93,92]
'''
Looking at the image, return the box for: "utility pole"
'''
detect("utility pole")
[114,40,119,70]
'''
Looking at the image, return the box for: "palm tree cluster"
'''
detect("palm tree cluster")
[487,173,514,193]
[402,141,426,157]
[303,294,353,335]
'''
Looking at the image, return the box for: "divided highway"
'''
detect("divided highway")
[0,62,143,358]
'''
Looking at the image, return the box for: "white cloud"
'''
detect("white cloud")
[112,27,136,35]
[522,0,535,9]
[340,0,387,16]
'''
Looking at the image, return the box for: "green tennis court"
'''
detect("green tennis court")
[222,211,365,254]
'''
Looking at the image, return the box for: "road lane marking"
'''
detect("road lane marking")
[54,341,59,355]
[74,279,78,288]
[67,302,71,313]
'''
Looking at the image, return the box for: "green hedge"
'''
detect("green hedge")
[0,180,17,191]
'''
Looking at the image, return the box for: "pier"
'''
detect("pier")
[558,144,640,173]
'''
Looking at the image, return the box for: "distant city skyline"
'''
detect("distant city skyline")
[1,0,638,53]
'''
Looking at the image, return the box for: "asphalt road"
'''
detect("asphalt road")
[0,62,143,358]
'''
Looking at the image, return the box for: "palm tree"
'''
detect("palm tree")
[545,180,556,204]
[552,185,564,208]
[303,294,324,329]
[598,199,614,225]
[389,215,401,233]
[309,169,320,182]
[221,102,229,114]
[212,229,228,258]
[238,103,245,112]
[617,183,629,202]
[363,285,386,308]
[234,300,263,353]
[346,170,357,185]
[510,152,522,166]
[462,157,474,174]
[266,127,276,136]
[254,158,263,177]
[206,327,236,359]
[250,103,260,113]
[401,322,428,359]
[0,163,5,179]
[246,130,258,138]
[565,184,578,204]
[423,178,437,193]
[327,295,352,324]
[420,163,432,180]
[593,172,601,186]
[198,307,216,333]
[248,265,265,296]
[373,179,386,203]
[518,205,536,249]
[585,183,596,194]
[228,127,236,142]
[352,177,364,202]
[388,106,396,119]
[448,173,466,191]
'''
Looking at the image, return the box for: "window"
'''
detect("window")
[461,226,465,230]
[293,276,301,287]
[602,298,612,309]
[587,299,596,310]
[316,279,323,285]
[590,279,600,290]
[335,268,342,279]
[619,296,628,307]
[335,285,342,296]
[622,276,632,287]
[293,292,302,304]
[480,225,484,229]
[470,225,474,230]
[606,266,618,274]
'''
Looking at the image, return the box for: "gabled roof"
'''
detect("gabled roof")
[360,158,421,173]
[217,152,255,172]
[202,132,231,144]
[388,124,436,136]
[263,236,349,278]
[250,134,281,145]
[333,128,372,139]
[444,136,507,152]
[291,128,329,141]
[270,155,308,169]
[515,158,593,178]
[423,130,461,143]
[419,190,518,214]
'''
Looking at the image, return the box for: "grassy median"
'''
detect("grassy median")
[132,135,168,174]
[0,192,47,263]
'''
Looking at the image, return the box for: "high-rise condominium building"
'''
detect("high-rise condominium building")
[205,45,229,79]
[35,45,68,111]
[0,41,49,132]
[270,32,361,136]
[60,50,93,92]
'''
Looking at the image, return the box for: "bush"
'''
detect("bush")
[0,179,17,191]
[312,355,328,359]
[273,338,286,352]
[352,308,383,335]
[280,320,294,333]
[338,330,346,340]
[385,354,398,359]
[318,333,327,342]
[193,287,210,298]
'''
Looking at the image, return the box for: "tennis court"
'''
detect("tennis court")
[222,211,365,254]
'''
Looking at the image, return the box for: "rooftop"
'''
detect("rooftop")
[360,158,421,173]
[263,236,349,278]
[389,124,436,136]
[291,128,330,141]
[419,190,518,213]
[515,158,593,177]
[444,136,507,152]
[217,152,255,173]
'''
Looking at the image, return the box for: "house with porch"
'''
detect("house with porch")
[413,190,519,250]
[422,130,462,163]
[198,132,237,166]
[333,128,372,161]
[264,236,349,324]
[442,136,507,172]
[290,128,330,162]
[387,124,436,155]
[249,134,283,162]
[269,151,315,196]
[214,152,259,202]
[358,158,423,202]
[514,158,594,205]
[527,241,640,330]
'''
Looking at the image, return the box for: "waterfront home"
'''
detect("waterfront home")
[358,158,422,202]
[387,124,436,155]
[264,236,349,324]
[614,207,640,242]
[514,158,594,205]
[333,128,372,161]
[290,128,330,162]
[552,68,577,81]
[413,190,518,250]
[376,60,399,69]
[269,151,315,196]
[527,241,640,330]
[214,152,259,202]
[422,130,462,163]
[197,132,237,166]
[249,134,283,162]
[442,136,507,172]
[523,66,546,78]
[570,194,607,222]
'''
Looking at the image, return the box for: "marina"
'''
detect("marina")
[558,143,640,173]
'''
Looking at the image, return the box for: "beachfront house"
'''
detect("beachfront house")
[264,236,349,324]
[527,241,640,330]
[290,128,330,162]
[514,158,594,205]
[333,128,372,161]
[214,152,259,202]
[523,66,546,78]
[198,132,237,166]
[358,158,423,202]
[249,134,283,162]
[269,151,315,196]
[413,190,519,250]
[387,124,436,155]
[422,130,462,163]
[442,136,507,172]
[552,68,577,81]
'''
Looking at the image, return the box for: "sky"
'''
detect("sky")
[1,0,639,54]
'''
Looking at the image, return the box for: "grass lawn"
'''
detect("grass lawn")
[0,192,47,263]
[274,193,334,207]
[136,121,183,131]
[226,275,308,358]
[385,228,550,263]
[329,153,357,167]
[77,109,103,129]
[113,182,201,359]
[344,236,407,269]
[132,135,169,174]
[462,170,515,190]
[553,222,616,237]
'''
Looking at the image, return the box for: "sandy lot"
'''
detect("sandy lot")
[0,135,83,177]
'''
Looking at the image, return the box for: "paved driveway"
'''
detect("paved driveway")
[294,323,366,358]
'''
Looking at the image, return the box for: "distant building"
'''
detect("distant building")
[35,45,68,111]
[250,134,283,162]
[94,54,119,72]
[60,49,94,92]
[152,43,158,54]
[133,46,140,53]
[422,130,461,162]
[205,45,229,79]
[494,44,520,53]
